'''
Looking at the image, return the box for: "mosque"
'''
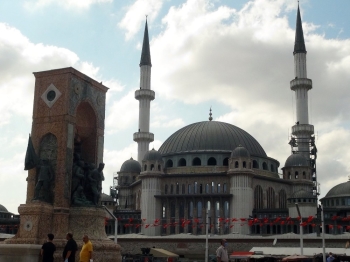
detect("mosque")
[113,5,325,237]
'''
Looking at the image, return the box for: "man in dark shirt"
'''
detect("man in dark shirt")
[63,232,78,262]
[41,233,56,262]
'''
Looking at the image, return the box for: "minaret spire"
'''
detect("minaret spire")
[133,19,155,163]
[290,3,314,161]
[294,4,306,54]
[140,18,152,66]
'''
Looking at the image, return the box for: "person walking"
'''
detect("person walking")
[327,252,335,262]
[80,234,93,262]
[41,233,56,262]
[63,232,78,262]
[216,239,229,262]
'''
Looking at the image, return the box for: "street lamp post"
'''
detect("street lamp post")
[295,203,303,255]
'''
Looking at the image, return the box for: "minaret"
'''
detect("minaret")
[133,19,155,163]
[290,4,314,161]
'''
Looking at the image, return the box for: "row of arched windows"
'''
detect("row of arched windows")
[164,182,228,195]
[286,171,309,180]
[254,186,287,209]
[165,157,275,172]
[165,157,228,168]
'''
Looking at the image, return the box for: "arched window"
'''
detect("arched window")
[279,189,287,209]
[235,161,239,168]
[270,164,274,172]
[178,158,186,167]
[295,171,299,179]
[170,184,174,194]
[266,187,275,209]
[182,184,185,194]
[223,157,229,166]
[205,184,209,193]
[165,185,168,194]
[188,184,192,194]
[207,157,217,166]
[211,182,215,193]
[303,171,306,179]
[151,164,154,171]
[188,201,193,218]
[199,184,203,194]
[166,159,173,168]
[192,157,201,166]
[176,183,179,194]
[158,165,161,171]
[197,201,202,217]
[288,172,291,179]
[144,165,147,171]
[194,182,198,194]
[243,161,246,168]
[254,185,263,209]
[263,162,268,170]
[223,183,227,193]
[217,183,221,193]
[253,160,259,168]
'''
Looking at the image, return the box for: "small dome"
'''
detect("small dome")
[289,189,316,199]
[0,204,8,212]
[120,157,141,173]
[324,181,350,198]
[231,145,250,158]
[143,148,162,162]
[285,154,308,167]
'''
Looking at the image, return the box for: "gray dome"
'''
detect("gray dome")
[285,154,308,167]
[231,145,250,158]
[159,121,267,157]
[324,181,350,198]
[143,149,162,161]
[120,157,141,173]
[0,204,8,212]
[289,189,316,199]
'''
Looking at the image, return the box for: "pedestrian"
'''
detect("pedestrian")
[327,252,335,262]
[80,234,93,262]
[63,232,78,262]
[41,233,56,262]
[216,239,229,262]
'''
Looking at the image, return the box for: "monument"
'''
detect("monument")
[2,67,121,262]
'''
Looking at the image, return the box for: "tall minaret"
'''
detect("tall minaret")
[290,4,314,161]
[133,19,155,163]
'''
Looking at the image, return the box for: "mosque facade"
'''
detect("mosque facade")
[113,5,324,237]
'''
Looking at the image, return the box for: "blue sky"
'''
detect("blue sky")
[0,0,350,214]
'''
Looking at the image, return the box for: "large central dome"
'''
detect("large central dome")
[159,121,267,157]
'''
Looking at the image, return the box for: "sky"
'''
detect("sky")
[0,0,350,214]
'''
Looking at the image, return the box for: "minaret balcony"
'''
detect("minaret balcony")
[133,132,154,142]
[292,124,314,135]
[290,78,312,91]
[135,89,155,100]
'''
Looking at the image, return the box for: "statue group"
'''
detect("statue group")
[71,154,105,206]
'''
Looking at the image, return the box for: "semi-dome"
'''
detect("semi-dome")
[285,153,308,167]
[143,149,162,161]
[0,204,8,212]
[324,181,350,198]
[289,189,316,199]
[231,145,250,158]
[120,157,141,173]
[159,121,267,157]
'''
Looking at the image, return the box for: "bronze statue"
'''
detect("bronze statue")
[87,163,105,205]
[33,159,54,202]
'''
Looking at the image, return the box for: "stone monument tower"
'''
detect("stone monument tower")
[5,67,121,262]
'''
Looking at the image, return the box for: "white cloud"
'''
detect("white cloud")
[24,0,112,10]
[119,0,163,40]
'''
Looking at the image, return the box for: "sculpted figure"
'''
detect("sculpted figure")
[71,160,85,197]
[33,159,54,201]
[87,163,105,205]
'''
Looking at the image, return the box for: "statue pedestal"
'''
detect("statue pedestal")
[5,205,121,262]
